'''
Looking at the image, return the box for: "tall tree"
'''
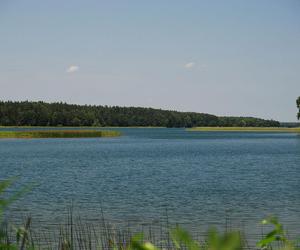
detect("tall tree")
[297,97,300,120]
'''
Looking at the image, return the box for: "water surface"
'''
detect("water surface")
[0,128,299,240]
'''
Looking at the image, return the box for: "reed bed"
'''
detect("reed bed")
[0,130,121,139]
[1,179,299,250]
[2,211,298,250]
[1,212,246,250]
[187,127,300,132]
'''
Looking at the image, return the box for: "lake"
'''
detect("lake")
[0,128,299,242]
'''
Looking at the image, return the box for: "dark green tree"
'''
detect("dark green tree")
[297,96,300,120]
[0,100,281,127]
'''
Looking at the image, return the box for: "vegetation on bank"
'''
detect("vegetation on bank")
[0,130,121,139]
[0,180,299,250]
[187,127,300,132]
[0,101,280,127]
[280,122,300,128]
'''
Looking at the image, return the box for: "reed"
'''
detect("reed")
[0,130,121,139]
[1,180,299,250]
[2,213,299,250]
[187,127,300,132]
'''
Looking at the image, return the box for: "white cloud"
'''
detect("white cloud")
[66,65,79,73]
[184,62,195,69]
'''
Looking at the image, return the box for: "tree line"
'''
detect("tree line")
[0,101,280,127]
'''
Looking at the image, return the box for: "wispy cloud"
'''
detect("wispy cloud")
[66,65,79,73]
[184,62,195,69]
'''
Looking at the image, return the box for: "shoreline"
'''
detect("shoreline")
[0,126,165,129]
[1,126,300,133]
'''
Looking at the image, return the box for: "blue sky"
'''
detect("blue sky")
[0,1,299,121]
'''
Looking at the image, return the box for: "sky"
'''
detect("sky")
[0,1,299,122]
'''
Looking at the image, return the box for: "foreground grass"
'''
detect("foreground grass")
[0,130,121,138]
[187,127,300,132]
[1,180,299,250]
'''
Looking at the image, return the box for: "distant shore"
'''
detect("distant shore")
[1,126,300,133]
[187,127,300,132]
[0,126,164,129]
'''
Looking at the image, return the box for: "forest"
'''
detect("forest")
[0,101,280,127]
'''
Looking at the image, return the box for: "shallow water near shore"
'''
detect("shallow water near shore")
[0,127,299,242]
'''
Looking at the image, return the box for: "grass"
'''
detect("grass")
[2,209,299,250]
[0,130,121,139]
[0,180,299,250]
[187,127,300,132]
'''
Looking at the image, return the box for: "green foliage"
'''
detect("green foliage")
[217,117,279,127]
[101,222,299,250]
[206,229,243,250]
[0,130,121,139]
[171,226,243,250]
[171,226,201,250]
[257,217,300,250]
[0,179,32,250]
[0,179,29,220]
[128,234,159,250]
[0,101,280,128]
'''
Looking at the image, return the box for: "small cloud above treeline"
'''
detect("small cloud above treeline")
[66,65,79,73]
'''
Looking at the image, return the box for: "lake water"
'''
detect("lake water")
[0,128,299,242]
